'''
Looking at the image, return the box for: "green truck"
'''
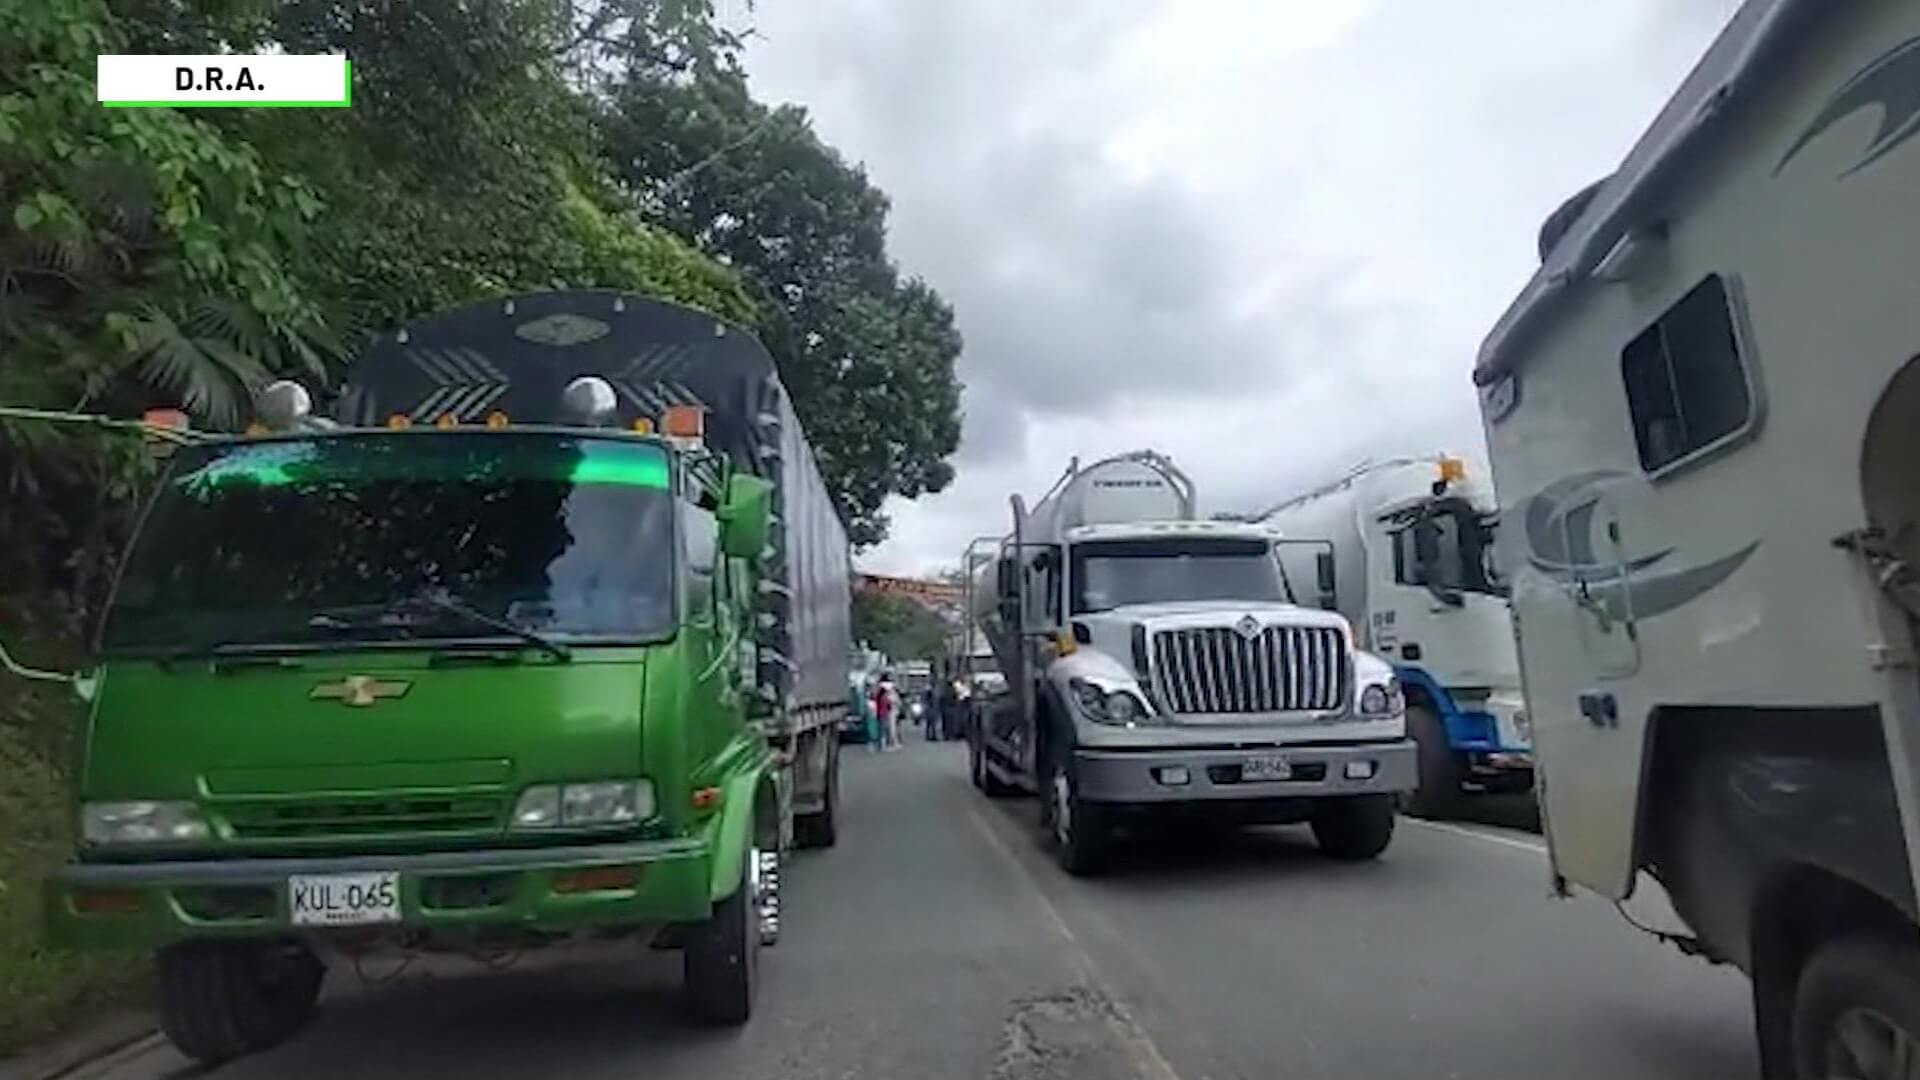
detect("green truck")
[1,291,852,1063]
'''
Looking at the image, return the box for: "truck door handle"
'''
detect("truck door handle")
[1577,690,1618,729]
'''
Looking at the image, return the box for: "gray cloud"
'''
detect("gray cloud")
[742,0,1740,574]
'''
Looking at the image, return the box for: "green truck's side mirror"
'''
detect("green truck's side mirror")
[0,637,96,703]
[718,473,774,559]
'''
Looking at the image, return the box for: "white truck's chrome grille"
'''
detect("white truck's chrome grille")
[1150,626,1347,714]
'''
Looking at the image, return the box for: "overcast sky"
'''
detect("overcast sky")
[741,0,1740,576]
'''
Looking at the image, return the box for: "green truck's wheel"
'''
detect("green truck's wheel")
[156,939,324,1065]
[794,743,838,849]
[684,856,759,1025]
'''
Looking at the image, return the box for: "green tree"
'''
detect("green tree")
[852,590,951,662]
[252,0,759,337]
[0,1,337,429]
[0,0,760,625]
[600,70,962,545]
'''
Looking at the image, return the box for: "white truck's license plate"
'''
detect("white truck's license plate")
[1242,755,1292,781]
[289,872,401,927]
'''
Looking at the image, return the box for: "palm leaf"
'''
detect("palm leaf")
[121,303,269,429]
[188,298,344,385]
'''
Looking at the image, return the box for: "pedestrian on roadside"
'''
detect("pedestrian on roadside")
[953,678,973,743]
[872,672,901,751]
[934,679,959,742]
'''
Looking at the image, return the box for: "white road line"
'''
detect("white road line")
[962,799,1186,1080]
[1402,817,1549,854]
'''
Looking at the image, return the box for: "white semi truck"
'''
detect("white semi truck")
[967,450,1416,874]
[1476,2,1920,1075]
[1252,456,1533,816]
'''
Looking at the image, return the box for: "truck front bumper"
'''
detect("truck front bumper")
[1072,740,1417,804]
[46,837,714,951]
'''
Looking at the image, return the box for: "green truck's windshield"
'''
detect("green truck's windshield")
[102,432,676,653]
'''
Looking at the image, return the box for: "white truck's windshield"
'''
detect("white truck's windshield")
[1069,537,1290,614]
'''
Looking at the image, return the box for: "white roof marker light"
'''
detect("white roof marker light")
[255,380,330,433]
[562,376,618,427]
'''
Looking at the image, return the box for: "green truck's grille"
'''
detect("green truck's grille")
[220,796,502,839]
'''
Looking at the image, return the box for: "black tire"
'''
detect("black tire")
[1792,935,1920,1080]
[1042,754,1112,876]
[794,743,838,850]
[1401,704,1464,819]
[972,735,1018,798]
[684,858,759,1025]
[156,939,324,1065]
[1311,795,1397,860]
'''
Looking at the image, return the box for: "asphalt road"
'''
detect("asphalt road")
[78,740,1757,1080]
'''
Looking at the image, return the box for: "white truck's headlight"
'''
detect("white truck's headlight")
[1069,677,1155,725]
[513,780,655,829]
[81,800,210,845]
[1358,681,1403,718]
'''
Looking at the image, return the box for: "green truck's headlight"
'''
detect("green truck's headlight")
[512,780,655,829]
[81,801,210,846]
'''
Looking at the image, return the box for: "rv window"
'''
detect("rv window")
[1620,274,1752,473]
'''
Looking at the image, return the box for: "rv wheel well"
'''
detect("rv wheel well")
[1753,865,1916,975]
[1639,704,1910,973]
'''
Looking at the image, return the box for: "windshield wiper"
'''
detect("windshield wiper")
[409,591,572,663]
[151,640,293,671]
[311,591,572,663]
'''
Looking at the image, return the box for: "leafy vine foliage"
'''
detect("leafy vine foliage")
[3,0,962,621]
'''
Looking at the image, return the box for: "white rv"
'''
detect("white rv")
[1476,2,1920,1073]
[968,450,1415,874]
[1256,455,1533,816]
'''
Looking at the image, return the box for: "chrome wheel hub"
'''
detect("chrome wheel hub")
[750,847,781,946]
[1051,773,1072,848]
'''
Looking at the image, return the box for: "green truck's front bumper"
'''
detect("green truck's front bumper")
[46,838,714,950]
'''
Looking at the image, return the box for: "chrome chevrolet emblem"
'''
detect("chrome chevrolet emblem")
[310,675,411,707]
[1234,614,1262,640]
